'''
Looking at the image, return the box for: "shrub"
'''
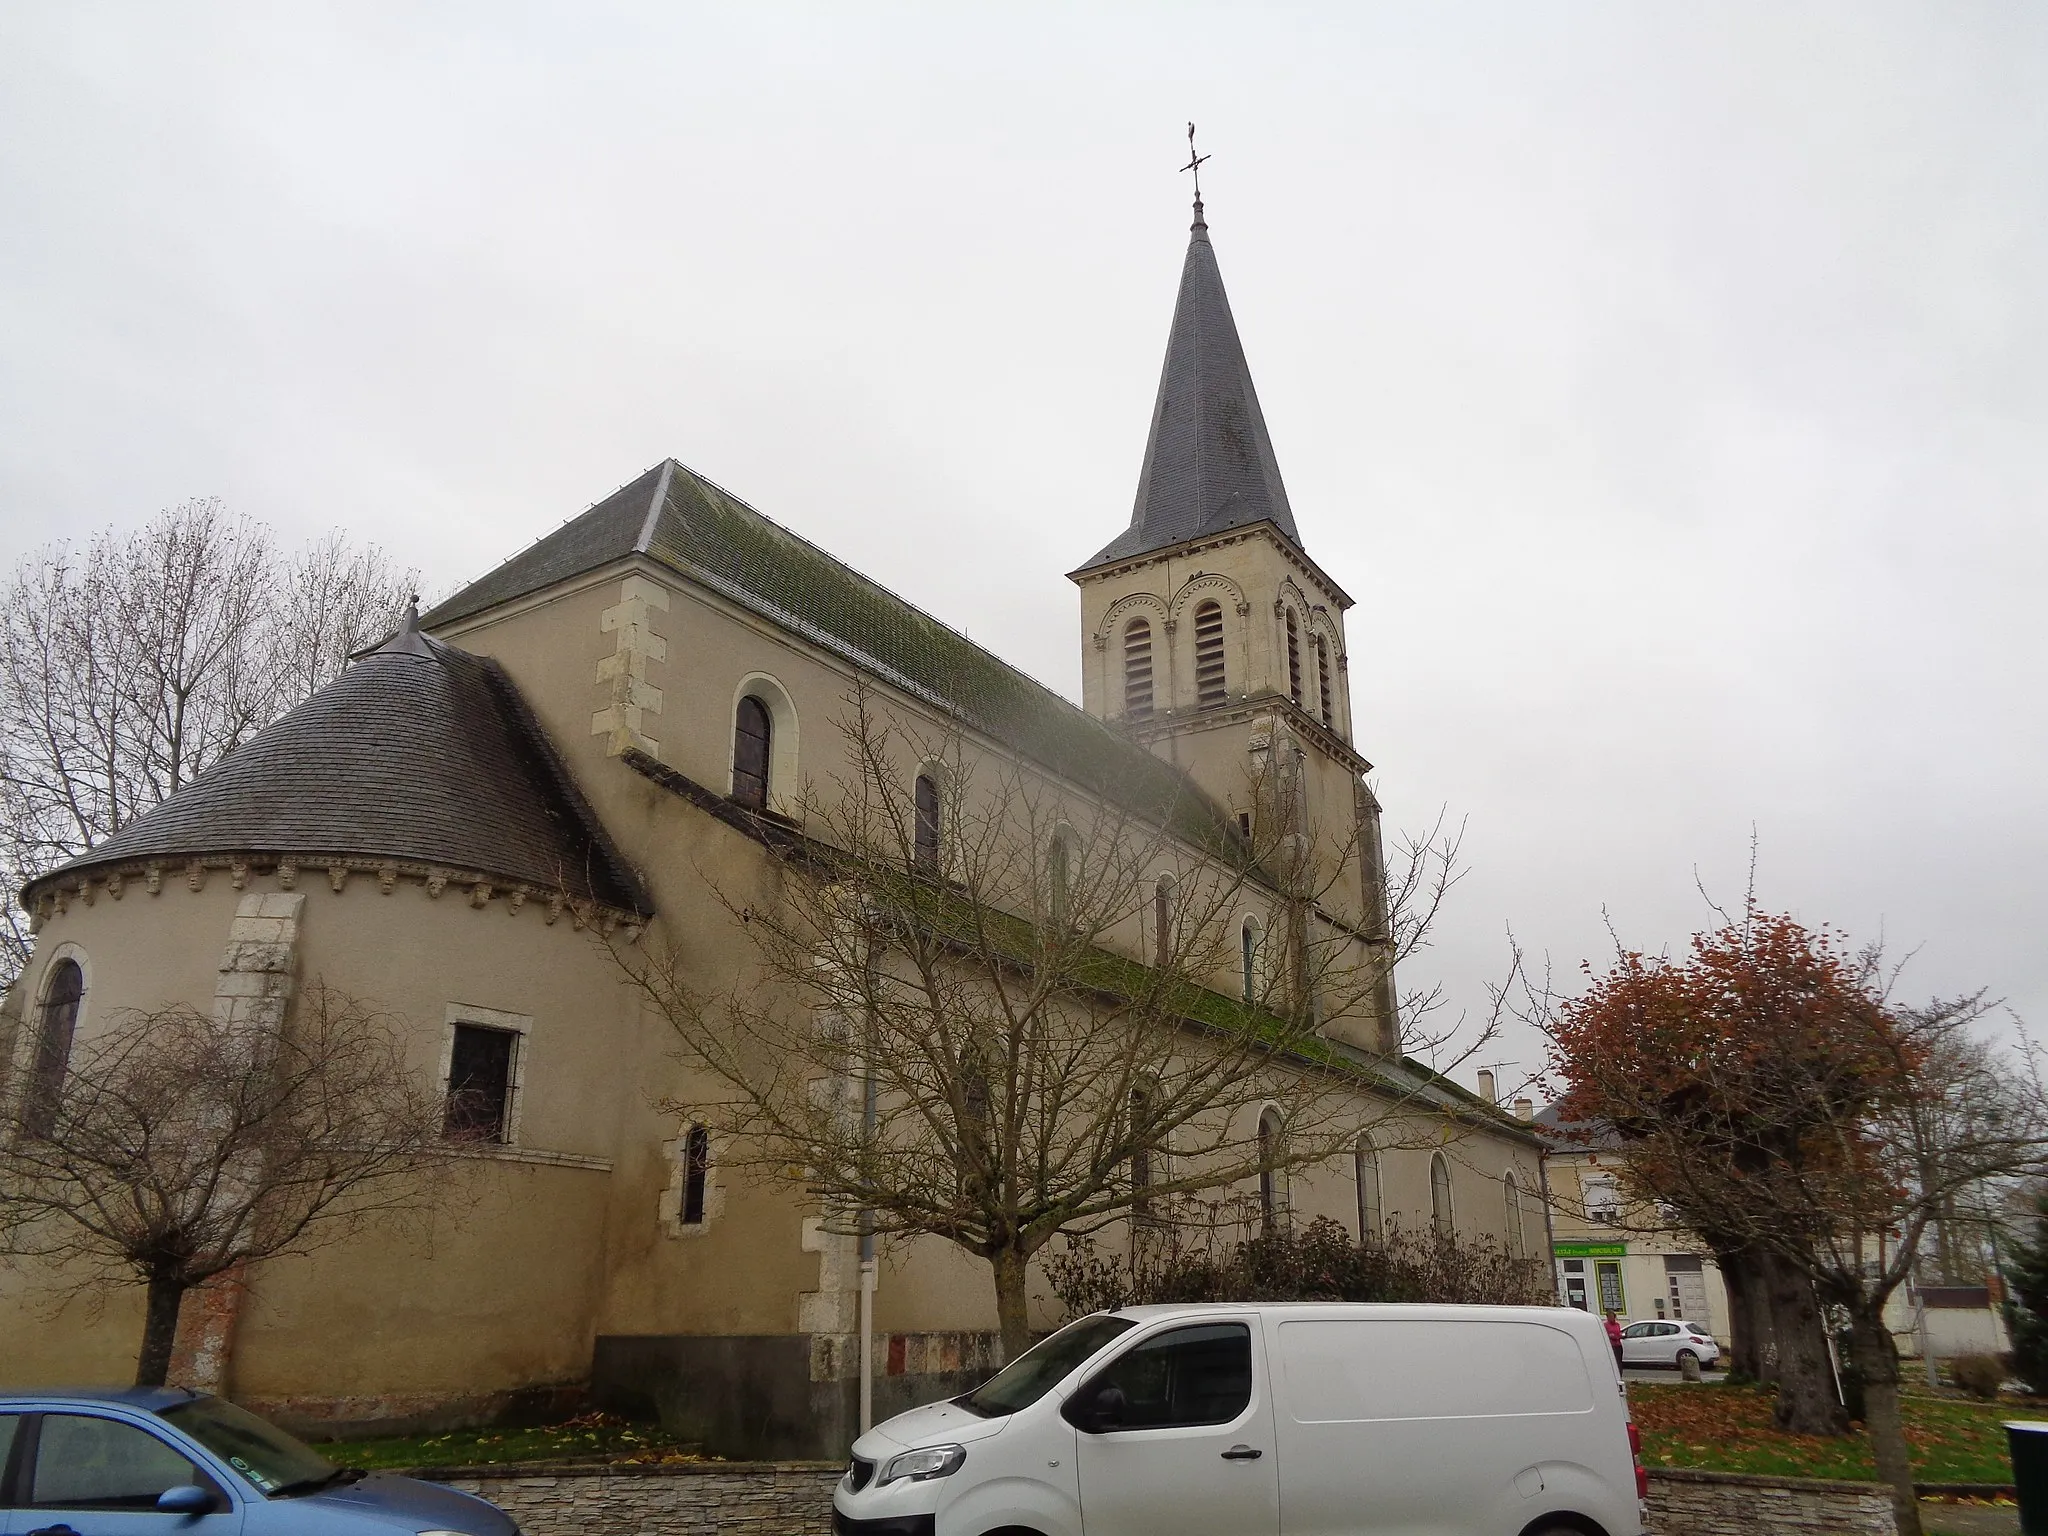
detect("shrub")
[1950,1353,2007,1401]
[1044,1198,1554,1320]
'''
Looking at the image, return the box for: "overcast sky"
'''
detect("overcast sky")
[4,2,2043,1096]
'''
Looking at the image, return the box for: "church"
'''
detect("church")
[1,197,1548,1455]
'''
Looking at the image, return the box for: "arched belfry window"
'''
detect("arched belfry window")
[1123,618,1155,720]
[1315,637,1333,727]
[1285,609,1303,707]
[913,772,941,873]
[1430,1151,1454,1235]
[24,957,84,1137]
[1193,601,1227,708]
[732,695,772,810]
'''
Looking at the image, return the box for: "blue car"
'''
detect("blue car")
[0,1389,517,1536]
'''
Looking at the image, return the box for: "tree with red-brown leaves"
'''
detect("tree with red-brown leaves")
[1546,905,2046,1536]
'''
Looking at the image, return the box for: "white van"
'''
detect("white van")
[833,1303,1647,1536]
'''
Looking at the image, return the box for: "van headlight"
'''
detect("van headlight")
[878,1444,966,1485]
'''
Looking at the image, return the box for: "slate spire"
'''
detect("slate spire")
[1080,196,1302,570]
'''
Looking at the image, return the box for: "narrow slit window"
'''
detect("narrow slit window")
[681,1124,711,1225]
[1258,1108,1284,1235]
[1430,1151,1454,1234]
[913,773,941,873]
[1123,619,1155,720]
[1285,609,1303,706]
[1049,835,1071,929]
[1241,918,1260,1002]
[732,695,772,810]
[444,1024,517,1143]
[1193,601,1227,708]
[1152,877,1173,966]
[1355,1140,1383,1247]
[1315,637,1333,726]
[23,958,84,1137]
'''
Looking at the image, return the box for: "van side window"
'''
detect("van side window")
[1075,1323,1251,1431]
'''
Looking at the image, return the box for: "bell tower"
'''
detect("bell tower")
[1069,192,1399,1053]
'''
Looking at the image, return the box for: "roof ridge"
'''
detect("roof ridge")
[636,460,676,554]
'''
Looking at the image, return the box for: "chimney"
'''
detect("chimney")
[1477,1069,1496,1104]
[1514,1098,1534,1122]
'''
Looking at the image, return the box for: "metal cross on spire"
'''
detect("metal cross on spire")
[1180,121,1210,203]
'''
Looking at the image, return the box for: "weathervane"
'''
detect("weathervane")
[1180,121,1210,203]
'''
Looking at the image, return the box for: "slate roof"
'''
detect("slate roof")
[424,461,1237,852]
[1079,199,1303,572]
[27,612,648,914]
[1531,1103,1624,1152]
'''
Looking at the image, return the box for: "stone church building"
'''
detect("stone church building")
[1,200,1546,1453]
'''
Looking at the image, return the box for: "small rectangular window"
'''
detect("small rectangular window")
[680,1124,711,1226]
[444,1024,516,1143]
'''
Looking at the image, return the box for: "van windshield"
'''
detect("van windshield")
[957,1315,1136,1418]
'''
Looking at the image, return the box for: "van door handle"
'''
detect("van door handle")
[1221,1445,1263,1460]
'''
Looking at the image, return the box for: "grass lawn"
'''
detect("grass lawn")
[1631,1382,2027,1485]
[306,1413,709,1471]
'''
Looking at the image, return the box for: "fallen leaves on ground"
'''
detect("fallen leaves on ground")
[1631,1383,2023,1485]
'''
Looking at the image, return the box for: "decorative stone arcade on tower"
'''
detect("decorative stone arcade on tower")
[1069,195,1400,1054]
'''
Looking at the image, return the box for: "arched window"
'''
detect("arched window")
[1285,609,1303,707]
[1430,1152,1454,1235]
[1130,1087,1153,1218]
[23,957,84,1137]
[913,772,941,873]
[1193,600,1227,708]
[1355,1137,1383,1248]
[680,1124,711,1226]
[1315,637,1333,726]
[732,695,772,810]
[1123,618,1155,720]
[1152,877,1174,966]
[1504,1173,1524,1258]
[1240,917,1262,1002]
[1258,1107,1285,1235]
[1048,832,1072,929]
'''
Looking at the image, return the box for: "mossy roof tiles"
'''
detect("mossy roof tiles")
[425,460,1237,851]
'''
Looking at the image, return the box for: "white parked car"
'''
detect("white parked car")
[835,1303,1648,1536]
[1619,1318,1721,1370]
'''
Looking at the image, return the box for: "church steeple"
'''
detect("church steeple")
[1078,196,1302,572]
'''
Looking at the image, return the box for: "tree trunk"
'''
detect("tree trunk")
[135,1273,187,1388]
[992,1246,1033,1363]
[1849,1302,1922,1536]
[1761,1250,1848,1436]
[1718,1244,1768,1382]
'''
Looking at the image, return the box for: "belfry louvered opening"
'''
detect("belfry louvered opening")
[1315,637,1333,726]
[1193,601,1227,707]
[1285,609,1303,706]
[1123,618,1155,719]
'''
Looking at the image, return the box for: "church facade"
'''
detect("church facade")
[1,201,1548,1453]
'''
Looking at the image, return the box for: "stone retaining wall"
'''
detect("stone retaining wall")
[1648,1468,1897,1536]
[425,1460,1901,1536]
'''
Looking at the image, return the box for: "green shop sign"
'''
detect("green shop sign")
[1553,1242,1627,1258]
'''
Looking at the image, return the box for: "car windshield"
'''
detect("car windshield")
[158,1396,337,1496]
[957,1315,1136,1418]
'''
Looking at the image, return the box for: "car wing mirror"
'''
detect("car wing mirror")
[156,1484,217,1516]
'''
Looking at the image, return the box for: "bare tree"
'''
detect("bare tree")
[0,981,462,1386]
[0,503,415,985]
[617,687,1498,1359]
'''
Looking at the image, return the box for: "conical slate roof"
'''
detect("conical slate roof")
[27,610,648,914]
[1079,199,1302,571]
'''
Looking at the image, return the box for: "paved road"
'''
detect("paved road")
[1621,1366,1727,1384]
[1922,1500,2018,1536]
